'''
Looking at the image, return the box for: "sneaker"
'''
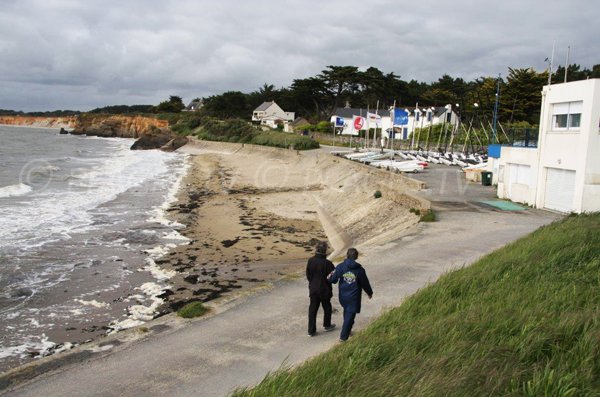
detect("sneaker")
[308,332,316,337]
[323,324,336,332]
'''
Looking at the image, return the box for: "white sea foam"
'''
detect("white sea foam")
[0,334,56,360]
[142,258,176,281]
[74,299,110,309]
[148,154,190,227]
[0,140,187,251]
[108,282,169,333]
[144,244,177,259]
[0,183,32,198]
[162,230,190,241]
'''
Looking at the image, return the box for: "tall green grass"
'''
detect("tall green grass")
[250,131,319,150]
[233,213,600,397]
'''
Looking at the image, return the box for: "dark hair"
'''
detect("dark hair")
[315,241,328,254]
[346,248,359,260]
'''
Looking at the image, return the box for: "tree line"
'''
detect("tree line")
[199,64,600,126]
[3,63,597,125]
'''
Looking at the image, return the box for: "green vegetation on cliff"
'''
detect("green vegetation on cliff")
[233,213,600,397]
[167,113,319,150]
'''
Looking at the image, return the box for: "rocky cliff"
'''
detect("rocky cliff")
[1,114,187,151]
[0,116,78,129]
[70,115,169,138]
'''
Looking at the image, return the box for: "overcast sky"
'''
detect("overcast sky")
[1,0,597,112]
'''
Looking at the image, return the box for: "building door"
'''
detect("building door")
[544,168,576,213]
[508,163,531,200]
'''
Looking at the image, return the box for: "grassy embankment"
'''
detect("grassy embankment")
[233,213,600,397]
[162,113,320,150]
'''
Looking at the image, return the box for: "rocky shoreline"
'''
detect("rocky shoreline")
[1,114,189,151]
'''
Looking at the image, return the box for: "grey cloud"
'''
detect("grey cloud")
[0,0,597,111]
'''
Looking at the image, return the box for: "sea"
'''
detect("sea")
[0,125,189,372]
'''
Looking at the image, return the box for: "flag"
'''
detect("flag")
[341,115,364,135]
[393,109,409,126]
[352,116,366,132]
[366,112,382,127]
[335,116,345,127]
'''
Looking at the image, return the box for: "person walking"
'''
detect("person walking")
[328,248,373,342]
[306,241,336,336]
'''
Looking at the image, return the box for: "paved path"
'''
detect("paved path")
[2,165,559,397]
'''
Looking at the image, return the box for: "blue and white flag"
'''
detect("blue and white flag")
[393,109,409,126]
[335,116,345,127]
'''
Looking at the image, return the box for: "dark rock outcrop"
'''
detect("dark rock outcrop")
[160,136,189,152]
[130,130,187,151]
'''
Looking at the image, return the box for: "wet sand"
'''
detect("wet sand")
[157,139,425,312]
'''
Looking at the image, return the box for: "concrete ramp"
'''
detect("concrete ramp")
[312,195,353,259]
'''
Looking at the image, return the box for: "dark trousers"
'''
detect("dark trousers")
[308,295,332,334]
[340,309,356,341]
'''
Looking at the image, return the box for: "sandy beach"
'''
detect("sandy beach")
[157,138,427,312]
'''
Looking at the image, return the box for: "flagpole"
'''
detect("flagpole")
[410,102,418,150]
[365,105,370,149]
[332,117,336,147]
[391,100,396,161]
[374,100,379,148]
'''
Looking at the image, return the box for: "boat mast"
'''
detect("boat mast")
[492,74,501,144]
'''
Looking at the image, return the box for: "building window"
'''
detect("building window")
[552,101,582,131]
[415,112,420,122]
[427,112,432,122]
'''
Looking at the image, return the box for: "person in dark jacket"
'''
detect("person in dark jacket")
[328,248,373,341]
[306,241,336,336]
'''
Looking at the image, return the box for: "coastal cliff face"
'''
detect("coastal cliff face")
[70,115,187,150]
[0,114,168,137]
[70,115,169,138]
[0,116,78,129]
[1,114,187,150]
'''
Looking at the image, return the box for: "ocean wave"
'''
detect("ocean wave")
[30,165,61,177]
[0,147,187,250]
[0,183,32,198]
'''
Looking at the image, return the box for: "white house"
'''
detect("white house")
[252,101,295,130]
[495,78,600,213]
[331,106,459,140]
[330,108,392,136]
[406,106,459,138]
[184,99,203,111]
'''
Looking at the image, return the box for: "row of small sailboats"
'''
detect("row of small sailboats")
[331,149,488,173]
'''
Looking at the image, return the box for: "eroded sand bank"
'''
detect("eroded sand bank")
[159,138,427,310]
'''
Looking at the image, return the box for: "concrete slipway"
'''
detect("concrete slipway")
[1,163,559,397]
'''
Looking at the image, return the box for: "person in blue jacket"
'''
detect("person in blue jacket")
[328,248,373,341]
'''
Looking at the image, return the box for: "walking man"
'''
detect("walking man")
[328,248,373,341]
[306,241,336,336]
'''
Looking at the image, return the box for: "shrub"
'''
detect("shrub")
[315,121,332,133]
[409,207,421,215]
[177,301,209,318]
[419,209,436,222]
[374,190,382,199]
[250,131,319,150]
[192,118,319,150]
[296,123,314,131]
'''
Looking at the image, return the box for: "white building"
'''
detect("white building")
[331,106,459,140]
[405,105,459,139]
[252,101,295,131]
[495,78,600,213]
